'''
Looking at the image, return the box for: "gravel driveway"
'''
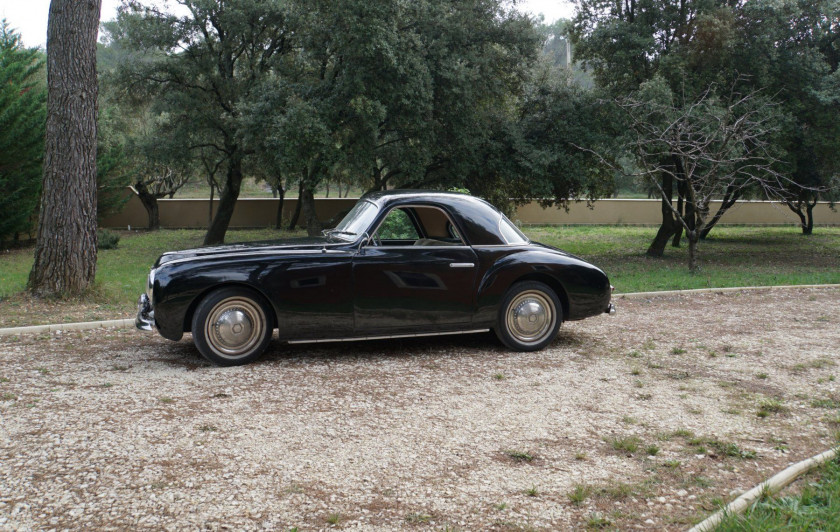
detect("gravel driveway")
[1,286,838,531]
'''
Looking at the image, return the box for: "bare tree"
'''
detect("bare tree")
[29,0,102,296]
[620,81,806,271]
[133,167,189,230]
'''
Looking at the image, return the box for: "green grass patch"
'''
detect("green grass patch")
[1,225,837,324]
[716,458,840,531]
[0,228,303,321]
[526,225,840,293]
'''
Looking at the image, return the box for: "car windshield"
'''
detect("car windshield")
[326,200,379,240]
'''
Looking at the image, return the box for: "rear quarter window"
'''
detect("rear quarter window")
[499,216,529,245]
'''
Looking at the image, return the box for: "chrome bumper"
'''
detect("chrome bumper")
[136,294,155,331]
[606,303,616,315]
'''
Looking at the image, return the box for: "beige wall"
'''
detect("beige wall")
[101,191,840,229]
[513,199,840,226]
[102,192,358,229]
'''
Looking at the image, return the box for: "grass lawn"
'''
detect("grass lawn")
[716,458,840,531]
[0,225,838,326]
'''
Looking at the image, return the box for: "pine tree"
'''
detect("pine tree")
[0,20,46,245]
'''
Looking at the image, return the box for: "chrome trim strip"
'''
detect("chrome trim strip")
[287,329,490,344]
[449,262,475,268]
[161,249,352,267]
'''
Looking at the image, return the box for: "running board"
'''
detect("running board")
[287,329,490,345]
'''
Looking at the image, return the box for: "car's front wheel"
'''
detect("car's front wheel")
[495,281,561,351]
[191,287,274,366]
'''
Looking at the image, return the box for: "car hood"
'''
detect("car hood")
[153,236,348,267]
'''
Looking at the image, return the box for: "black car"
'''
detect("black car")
[137,190,614,366]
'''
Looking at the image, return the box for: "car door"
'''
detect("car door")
[352,205,479,334]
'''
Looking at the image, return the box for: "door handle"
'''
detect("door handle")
[449,262,475,268]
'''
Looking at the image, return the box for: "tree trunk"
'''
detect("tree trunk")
[208,180,215,228]
[204,157,243,245]
[671,181,685,247]
[300,184,322,236]
[687,230,699,273]
[699,187,742,240]
[275,184,285,230]
[646,175,677,257]
[784,194,818,235]
[804,199,816,235]
[134,182,160,230]
[28,0,102,297]
[287,180,303,230]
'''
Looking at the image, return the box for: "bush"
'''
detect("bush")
[97,229,120,250]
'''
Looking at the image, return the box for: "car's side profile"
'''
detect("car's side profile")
[137,190,614,366]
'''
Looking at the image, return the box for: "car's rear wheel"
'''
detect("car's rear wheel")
[495,281,561,351]
[191,287,274,366]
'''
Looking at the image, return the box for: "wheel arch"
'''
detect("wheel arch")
[510,273,570,322]
[183,282,277,333]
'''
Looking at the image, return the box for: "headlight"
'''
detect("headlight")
[146,268,156,301]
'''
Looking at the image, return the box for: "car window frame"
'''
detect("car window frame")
[365,204,470,248]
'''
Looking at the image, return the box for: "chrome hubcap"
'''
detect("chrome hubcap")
[204,297,265,359]
[506,290,555,345]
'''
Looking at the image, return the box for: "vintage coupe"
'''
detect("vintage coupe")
[137,190,614,366]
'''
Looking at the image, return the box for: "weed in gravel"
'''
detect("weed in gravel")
[636,393,653,400]
[198,425,218,432]
[2,392,17,401]
[811,396,840,409]
[628,350,642,358]
[757,398,786,418]
[708,350,719,358]
[0,377,8,383]
[493,373,506,381]
[663,460,681,469]
[756,372,769,379]
[575,452,588,461]
[506,450,534,462]
[630,367,642,376]
[669,371,691,380]
[325,513,342,525]
[646,445,660,456]
[158,396,174,404]
[688,476,713,488]
[704,439,756,459]
[568,484,591,505]
[98,383,113,388]
[212,392,231,398]
[670,347,686,355]
[111,365,130,371]
[606,435,642,454]
[285,483,305,494]
[621,415,637,425]
[642,339,656,351]
[495,502,507,511]
[405,512,432,524]
[585,512,611,529]
[647,362,664,369]
[634,380,644,388]
[524,485,539,497]
[36,367,50,375]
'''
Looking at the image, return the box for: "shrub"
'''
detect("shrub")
[97,229,120,250]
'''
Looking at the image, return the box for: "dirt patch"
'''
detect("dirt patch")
[1,287,839,530]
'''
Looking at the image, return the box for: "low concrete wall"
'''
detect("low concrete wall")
[101,191,840,229]
[513,199,840,226]
[103,194,358,229]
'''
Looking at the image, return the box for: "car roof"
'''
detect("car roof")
[361,190,508,246]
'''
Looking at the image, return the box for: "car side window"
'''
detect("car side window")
[377,208,420,240]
